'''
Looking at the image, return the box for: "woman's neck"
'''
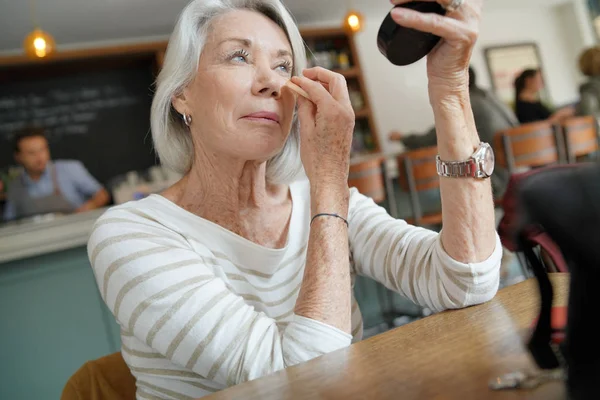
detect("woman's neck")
[162,148,291,244]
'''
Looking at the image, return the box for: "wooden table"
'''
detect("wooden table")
[205,274,569,400]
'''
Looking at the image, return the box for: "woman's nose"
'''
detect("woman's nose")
[253,65,284,98]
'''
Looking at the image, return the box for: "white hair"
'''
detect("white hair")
[151,0,306,184]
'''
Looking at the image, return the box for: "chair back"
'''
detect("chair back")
[61,352,136,400]
[494,120,566,174]
[397,146,439,192]
[560,116,599,163]
[348,156,386,204]
[396,146,441,225]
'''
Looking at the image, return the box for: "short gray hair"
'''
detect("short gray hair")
[151,0,306,184]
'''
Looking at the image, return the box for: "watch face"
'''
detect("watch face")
[482,146,495,176]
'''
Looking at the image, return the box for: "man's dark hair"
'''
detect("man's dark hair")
[13,126,47,153]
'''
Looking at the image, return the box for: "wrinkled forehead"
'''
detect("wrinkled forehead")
[204,9,292,56]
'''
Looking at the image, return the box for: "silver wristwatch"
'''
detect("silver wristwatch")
[436,142,495,179]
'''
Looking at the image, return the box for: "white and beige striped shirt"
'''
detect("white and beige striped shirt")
[88,178,502,399]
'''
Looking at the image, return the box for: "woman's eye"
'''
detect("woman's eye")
[231,50,249,63]
[277,61,292,73]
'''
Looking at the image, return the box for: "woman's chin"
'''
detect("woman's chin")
[232,143,285,163]
[240,134,287,158]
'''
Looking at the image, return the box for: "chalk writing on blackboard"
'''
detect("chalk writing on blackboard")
[0,85,139,140]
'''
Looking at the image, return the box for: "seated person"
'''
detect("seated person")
[87,1,501,398]
[390,66,519,148]
[576,46,600,121]
[389,66,517,197]
[514,69,575,124]
[3,127,110,221]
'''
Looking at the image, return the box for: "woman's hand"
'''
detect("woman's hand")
[390,0,482,102]
[291,68,355,189]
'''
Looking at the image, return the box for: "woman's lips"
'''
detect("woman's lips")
[242,111,280,124]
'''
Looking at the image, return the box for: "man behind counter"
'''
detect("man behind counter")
[3,127,110,221]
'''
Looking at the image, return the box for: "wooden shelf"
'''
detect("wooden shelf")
[354,108,370,118]
[0,41,168,68]
[299,26,348,39]
[300,26,380,154]
[334,67,359,78]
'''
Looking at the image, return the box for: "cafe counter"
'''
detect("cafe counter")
[0,208,121,399]
[0,207,108,263]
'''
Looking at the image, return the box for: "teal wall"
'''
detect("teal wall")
[0,247,121,400]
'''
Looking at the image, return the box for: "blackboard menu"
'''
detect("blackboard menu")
[0,56,158,186]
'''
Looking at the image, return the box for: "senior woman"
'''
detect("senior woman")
[88,0,501,398]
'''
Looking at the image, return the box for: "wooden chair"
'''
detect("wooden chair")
[560,116,599,163]
[493,120,566,175]
[348,156,398,218]
[61,352,136,400]
[396,146,442,226]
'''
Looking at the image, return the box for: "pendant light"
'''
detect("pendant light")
[343,0,364,34]
[344,10,364,33]
[23,0,56,59]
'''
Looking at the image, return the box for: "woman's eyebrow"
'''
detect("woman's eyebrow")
[276,49,292,59]
[218,37,252,47]
[219,37,291,58]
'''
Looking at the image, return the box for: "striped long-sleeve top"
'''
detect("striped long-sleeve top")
[87,178,502,399]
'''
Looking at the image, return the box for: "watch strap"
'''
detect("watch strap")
[436,156,476,178]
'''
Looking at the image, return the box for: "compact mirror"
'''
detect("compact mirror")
[377,1,446,66]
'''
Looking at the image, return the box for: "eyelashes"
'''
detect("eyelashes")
[229,49,293,73]
[278,59,292,73]
[230,49,250,63]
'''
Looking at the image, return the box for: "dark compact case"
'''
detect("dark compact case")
[377,1,446,66]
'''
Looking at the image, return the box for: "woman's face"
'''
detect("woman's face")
[527,71,545,92]
[173,9,296,163]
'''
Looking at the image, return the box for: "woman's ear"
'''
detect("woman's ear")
[171,92,187,116]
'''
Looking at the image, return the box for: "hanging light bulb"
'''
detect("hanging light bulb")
[344,10,364,33]
[24,28,56,59]
[23,0,56,59]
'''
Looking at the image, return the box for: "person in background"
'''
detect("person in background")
[577,46,600,120]
[390,66,519,147]
[3,127,110,221]
[514,69,575,124]
[389,66,518,196]
[388,125,437,151]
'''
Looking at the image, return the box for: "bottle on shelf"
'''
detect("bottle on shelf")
[348,82,365,112]
[338,51,351,70]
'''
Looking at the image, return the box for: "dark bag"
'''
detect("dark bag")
[512,162,600,399]
[498,166,573,272]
